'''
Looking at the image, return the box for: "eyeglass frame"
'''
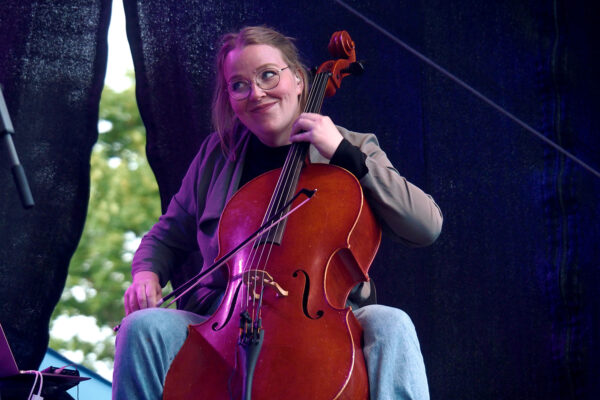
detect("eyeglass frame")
[227,66,291,100]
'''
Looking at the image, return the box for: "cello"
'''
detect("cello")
[163,30,380,400]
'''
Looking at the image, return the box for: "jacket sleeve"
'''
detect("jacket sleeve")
[131,142,208,286]
[338,127,443,247]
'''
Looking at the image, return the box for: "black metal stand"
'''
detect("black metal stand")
[0,85,34,209]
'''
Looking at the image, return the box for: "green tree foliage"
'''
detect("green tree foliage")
[49,78,161,377]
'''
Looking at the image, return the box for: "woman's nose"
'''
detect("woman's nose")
[248,81,266,100]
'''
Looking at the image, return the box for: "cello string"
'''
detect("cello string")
[245,110,307,326]
[251,72,322,315]
[333,0,600,179]
[259,71,329,270]
[243,146,293,326]
[248,106,313,315]
[243,79,317,321]
[252,71,330,321]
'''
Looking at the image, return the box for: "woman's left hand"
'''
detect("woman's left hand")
[290,113,343,159]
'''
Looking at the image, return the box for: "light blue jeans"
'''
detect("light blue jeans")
[112,305,429,400]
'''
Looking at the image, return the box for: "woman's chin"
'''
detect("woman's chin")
[252,127,291,147]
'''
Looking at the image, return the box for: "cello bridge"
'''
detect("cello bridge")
[242,270,288,299]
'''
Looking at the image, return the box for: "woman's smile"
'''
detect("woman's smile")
[249,101,277,113]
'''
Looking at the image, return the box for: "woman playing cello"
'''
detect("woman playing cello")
[112,25,442,400]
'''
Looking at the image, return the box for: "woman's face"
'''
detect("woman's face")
[224,44,303,147]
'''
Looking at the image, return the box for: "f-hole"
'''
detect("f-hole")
[293,269,324,320]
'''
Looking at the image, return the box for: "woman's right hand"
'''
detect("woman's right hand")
[124,271,162,315]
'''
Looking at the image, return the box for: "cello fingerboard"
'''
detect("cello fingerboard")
[258,72,331,246]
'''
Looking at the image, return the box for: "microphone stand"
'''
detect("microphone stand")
[0,85,34,209]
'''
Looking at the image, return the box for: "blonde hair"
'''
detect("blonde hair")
[211,26,309,158]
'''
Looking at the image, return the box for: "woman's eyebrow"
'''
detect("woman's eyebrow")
[228,63,280,81]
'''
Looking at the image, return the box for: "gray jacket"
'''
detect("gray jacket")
[132,126,443,313]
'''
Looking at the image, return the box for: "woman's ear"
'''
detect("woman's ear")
[295,71,304,94]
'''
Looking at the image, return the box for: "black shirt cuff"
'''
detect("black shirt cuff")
[329,139,368,179]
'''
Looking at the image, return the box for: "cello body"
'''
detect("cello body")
[163,163,381,399]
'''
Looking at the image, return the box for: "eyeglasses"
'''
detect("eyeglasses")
[227,66,290,100]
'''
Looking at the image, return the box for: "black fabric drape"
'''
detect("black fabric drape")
[0,0,111,369]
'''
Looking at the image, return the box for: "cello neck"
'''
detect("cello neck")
[284,70,332,166]
[259,71,330,245]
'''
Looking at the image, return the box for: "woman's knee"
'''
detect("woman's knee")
[117,308,202,341]
[119,308,166,336]
[357,305,415,332]
[355,305,420,349]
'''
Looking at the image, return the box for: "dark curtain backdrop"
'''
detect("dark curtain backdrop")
[0,0,111,370]
[1,0,598,399]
